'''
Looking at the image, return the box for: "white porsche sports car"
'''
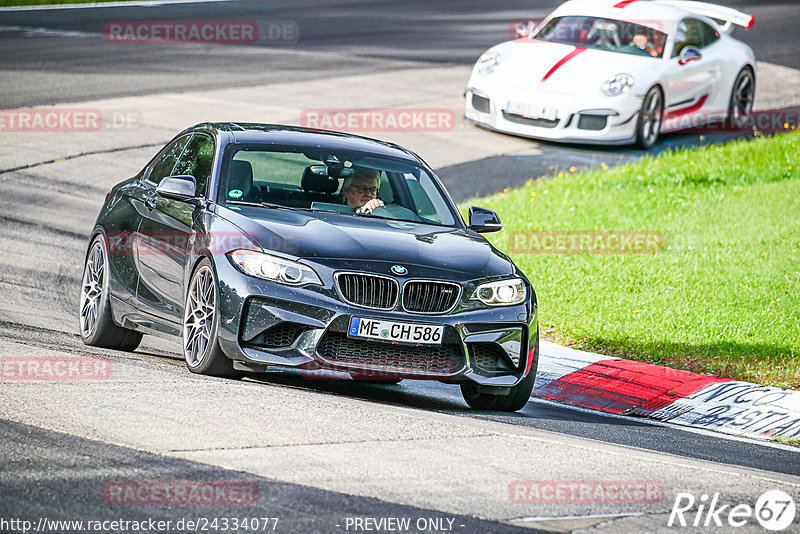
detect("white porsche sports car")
[465,0,756,148]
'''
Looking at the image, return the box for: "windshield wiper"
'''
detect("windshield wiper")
[227,200,298,210]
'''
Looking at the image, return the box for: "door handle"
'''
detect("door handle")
[144,195,157,211]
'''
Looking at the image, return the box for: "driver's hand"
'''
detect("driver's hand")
[358,199,385,213]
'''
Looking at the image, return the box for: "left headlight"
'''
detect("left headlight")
[476,51,502,76]
[228,250,322,286]
[471,278,526,306]
[602,73,634,96]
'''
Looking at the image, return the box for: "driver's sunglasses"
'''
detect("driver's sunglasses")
[352,185,378,195]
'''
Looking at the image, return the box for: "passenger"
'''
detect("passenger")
[341,167,385,213]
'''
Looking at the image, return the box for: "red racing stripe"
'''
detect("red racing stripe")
[540,47,587,82]
[665,94,708,120]
[534,359,730,415]
[614,0,640,8]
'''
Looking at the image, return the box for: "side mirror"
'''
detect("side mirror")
[515,20,536,39]
[678,46,702,64]
[156,175,200,204]
[468,206,502,233]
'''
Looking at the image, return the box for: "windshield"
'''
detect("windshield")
[217,144,459,227]
[535,16,667,58]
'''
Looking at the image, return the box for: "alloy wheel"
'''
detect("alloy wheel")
[79,241,105,338]
[640,89,662,147]
[731,69,755,128]
[183,265,216,367]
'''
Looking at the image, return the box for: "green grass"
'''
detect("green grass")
[463,131,800,389]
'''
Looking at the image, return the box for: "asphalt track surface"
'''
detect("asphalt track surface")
[1,1,799,533]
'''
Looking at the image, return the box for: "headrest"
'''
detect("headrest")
[301,166,339,193]
[228,160,253,197]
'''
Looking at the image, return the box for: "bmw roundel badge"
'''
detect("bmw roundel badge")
[391,265,408,276]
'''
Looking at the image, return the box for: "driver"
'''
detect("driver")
[341,167,385,213]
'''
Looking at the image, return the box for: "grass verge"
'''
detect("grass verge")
[463,131,800,389]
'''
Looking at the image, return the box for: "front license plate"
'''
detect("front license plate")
[506,101,557,121]
[348,317,443,345]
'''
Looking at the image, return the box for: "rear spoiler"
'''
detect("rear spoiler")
[657,1,754,33]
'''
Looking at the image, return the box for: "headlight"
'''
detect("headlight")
[602,73,634,96]
[476,52,502,76]
[471,278,526,306]
[229,250,322,286]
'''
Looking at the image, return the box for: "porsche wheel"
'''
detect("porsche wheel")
[460,329,538,412]
[79,235,142,350]
[183,258,240,378]
[636,86,663,150]
[728,67,755,129]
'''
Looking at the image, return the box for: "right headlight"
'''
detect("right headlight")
[602,73,634,96]
[476,52,502,77]
[470,278,526,306]
[228,249,322,286]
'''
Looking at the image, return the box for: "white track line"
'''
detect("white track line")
[0,0,224,12]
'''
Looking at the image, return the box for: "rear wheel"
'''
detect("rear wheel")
[728,67,755,129]
[460,329,539,412]
[183,258,240,378]
[636,86,663,150]
[79,235,142,351]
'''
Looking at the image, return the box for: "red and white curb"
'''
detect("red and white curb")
[533,341,800,441]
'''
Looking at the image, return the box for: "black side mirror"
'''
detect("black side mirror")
[468,206,502,233]
[156,175,200,204]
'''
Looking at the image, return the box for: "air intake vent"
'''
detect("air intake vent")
[471,94,491,113]
[317,332,464,377]
[402,281,460,314]
[336,273,399,310]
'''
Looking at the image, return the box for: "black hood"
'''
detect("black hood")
[218,206,514,278]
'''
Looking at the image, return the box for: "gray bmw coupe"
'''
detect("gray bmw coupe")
[79,123,539,411]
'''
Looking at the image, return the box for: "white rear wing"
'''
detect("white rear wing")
[657,1,754,33]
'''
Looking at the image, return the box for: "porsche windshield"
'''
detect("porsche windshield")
[535,16,667,58]
[217,144,459,227]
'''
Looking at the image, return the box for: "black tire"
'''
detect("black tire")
[635,86,664,150]
[349,372,403,384]
[79,235,143,351]
[460,329,539,412]
[183,258,241,378]
[727,67,755,130]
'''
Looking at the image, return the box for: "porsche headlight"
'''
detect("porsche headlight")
[229,250,322,286]
[476,52,502,76]
[471,278,526,306]
[602,73,634,96]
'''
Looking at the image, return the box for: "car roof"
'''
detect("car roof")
[552,0,694,27]
[187,122,421,163]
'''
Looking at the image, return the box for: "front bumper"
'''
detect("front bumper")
[465,85,642,145]
[213,256,538,388]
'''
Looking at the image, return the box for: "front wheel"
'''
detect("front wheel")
[636,86,663,150]
[79,235,142,351]
[460,329,538,412]
[183,258,240,378]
